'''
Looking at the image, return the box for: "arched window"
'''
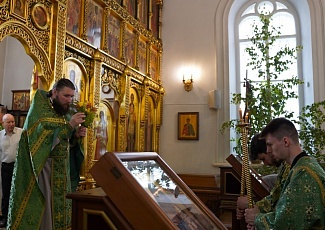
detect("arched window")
[228,0,311,153]
[237,1,300,111]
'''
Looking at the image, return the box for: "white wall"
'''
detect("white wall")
[160,0,222,175]
[0,37,34,109]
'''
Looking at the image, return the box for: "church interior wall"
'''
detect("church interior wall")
[160,0,225,175]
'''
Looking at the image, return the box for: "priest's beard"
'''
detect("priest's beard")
[51,97,70,116]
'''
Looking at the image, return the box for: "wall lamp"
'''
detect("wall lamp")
[183,75,193,92]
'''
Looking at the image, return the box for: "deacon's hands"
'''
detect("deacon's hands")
[245,205,259,226]
[237,196,248,209]
[69,112,85,128]
[236,196,248,219]
[236,208,245,220]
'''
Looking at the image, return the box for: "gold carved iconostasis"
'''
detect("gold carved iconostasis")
[0,0,164,182]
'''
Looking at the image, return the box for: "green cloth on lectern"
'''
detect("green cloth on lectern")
[255,162,290,213]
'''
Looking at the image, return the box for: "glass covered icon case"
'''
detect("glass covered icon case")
[90,152,227,230]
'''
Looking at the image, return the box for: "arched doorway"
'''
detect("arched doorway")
[0,36,34,110]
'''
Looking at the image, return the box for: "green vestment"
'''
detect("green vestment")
[255,162,291,213]
[255,156,325,229]
[7,89,84,230]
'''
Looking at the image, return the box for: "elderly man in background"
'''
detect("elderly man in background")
[0,114,22,227]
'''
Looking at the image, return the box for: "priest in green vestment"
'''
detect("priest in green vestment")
[245,118,325,229]
[7,79,87,230]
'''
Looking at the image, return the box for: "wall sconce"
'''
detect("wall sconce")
[183,75,193,92]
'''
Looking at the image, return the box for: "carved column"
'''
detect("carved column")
[84,49,103,180]
[120,20,127,63]
[135,32,140,70]
[157,0,163,39]
[102,6,111,54]
[146,41,151,77]
[82,0,89,41]
[52,1,67,81]
[139,78,149,151]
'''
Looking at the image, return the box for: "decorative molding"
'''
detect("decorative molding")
[64,49,92,75]
[0,21,52,82]
[65,33,95,58]
[108,0,159,44]
[31,3,50,30]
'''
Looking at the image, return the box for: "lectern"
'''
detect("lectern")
[219,154,270,229]
[88,152,228,230]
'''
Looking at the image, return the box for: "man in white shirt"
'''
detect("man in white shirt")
[0,114,22,227]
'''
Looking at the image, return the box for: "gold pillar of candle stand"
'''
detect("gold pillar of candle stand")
[239,113,246,197]
[238,109,253,208]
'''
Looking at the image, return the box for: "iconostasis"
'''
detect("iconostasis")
[0,0,164,182]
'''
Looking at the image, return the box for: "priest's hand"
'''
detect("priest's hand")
[69,112,86,128]
[75,126,87,138]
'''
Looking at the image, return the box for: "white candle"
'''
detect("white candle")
[245,112,249,123]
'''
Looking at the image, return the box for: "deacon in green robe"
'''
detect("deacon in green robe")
[237,133,291,220]
[255,155,325,229]
[7,79,87,230]
[255,162,291,213]
[245,118,325,229]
